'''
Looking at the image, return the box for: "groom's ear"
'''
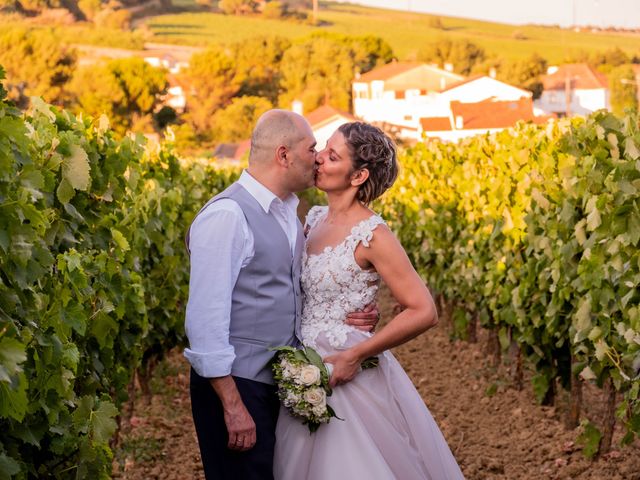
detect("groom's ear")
[276,145,289,167]
[351,168,369,187]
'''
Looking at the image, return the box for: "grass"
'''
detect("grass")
[143,1,640,62]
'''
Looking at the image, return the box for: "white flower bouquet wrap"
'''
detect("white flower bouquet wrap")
[270,345,378,433]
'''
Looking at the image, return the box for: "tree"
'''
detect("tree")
[230,35,291,103]
[278,35,355,113]
[343,34,394,74]
[591,47,629,74]
[68,57,167,135]
[179,45,240,135]
[212,95,272,142]
[278,33,394,113]
[77,0,101,20]
[262,0,285,18]
[219,0,255,14]
[495,53,548,99]
[418,39,485,75]
[609,65,638,116]
[0,27,76,107]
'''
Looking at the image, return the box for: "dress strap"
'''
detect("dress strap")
[304,205,328,232]
[347,215,386,249]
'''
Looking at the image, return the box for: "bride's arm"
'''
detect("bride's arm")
[324,225,438,387]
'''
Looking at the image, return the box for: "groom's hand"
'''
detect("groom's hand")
[210,376,256,451]
[223,402,256,452]
[346,302,380,332]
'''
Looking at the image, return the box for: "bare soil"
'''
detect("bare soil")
[113,286,640,479]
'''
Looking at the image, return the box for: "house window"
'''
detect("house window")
[404,115,413,121]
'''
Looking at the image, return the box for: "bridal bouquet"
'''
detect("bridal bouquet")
[270,346,337,433]
[270,346,378,433]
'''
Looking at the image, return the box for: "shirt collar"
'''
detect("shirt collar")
[238,170,299,214]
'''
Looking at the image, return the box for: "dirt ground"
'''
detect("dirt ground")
[113,286,640,480]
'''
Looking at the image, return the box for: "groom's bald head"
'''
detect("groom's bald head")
[249,109,309,164]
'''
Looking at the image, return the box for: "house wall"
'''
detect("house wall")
[535,88,609,116]
[439,77,531,103]
[353,86,451,130]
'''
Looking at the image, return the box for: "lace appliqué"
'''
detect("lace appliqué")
[300,206,385,350]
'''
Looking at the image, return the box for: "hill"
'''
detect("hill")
[144,1,640,63]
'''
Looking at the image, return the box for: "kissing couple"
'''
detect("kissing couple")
[185,109,464,479]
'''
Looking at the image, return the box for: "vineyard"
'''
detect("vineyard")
[0,64,639,478]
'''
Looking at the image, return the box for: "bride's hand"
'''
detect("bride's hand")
[323,350,361,388]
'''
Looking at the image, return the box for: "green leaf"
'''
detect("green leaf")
[111,229,130,252]
[303,347,325,372]
[30,96,56,122]
[0,337,27,383]
[625,137,640,160]
[577,420,602,458]
[585,197,601,231]
[531,373,550,404]
[61,144,91,191]
[0,452,20,478]
[56,177,75,204]
[0,371,27,421]
[91,400,118,445]
[573,296,592,339]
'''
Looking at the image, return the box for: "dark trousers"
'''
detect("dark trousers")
[190,369,280,480]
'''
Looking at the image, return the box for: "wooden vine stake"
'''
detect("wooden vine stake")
[599,377,617,455]
[509,340,524,391]
[566,355,582,429]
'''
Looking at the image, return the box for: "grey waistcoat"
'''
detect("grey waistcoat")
[187,182,303,384]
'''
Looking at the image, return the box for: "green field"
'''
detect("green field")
[145,1,640,62]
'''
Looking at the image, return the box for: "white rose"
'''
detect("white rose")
[304,387,326,406]
[299,365,322,386]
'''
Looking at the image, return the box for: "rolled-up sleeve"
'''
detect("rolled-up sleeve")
[184,202,248,378]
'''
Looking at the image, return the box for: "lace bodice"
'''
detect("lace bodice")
[300,206,385,349]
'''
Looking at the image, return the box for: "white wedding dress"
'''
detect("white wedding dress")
[273,206,465,480]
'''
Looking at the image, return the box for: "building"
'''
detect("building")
[352,62,464,133]
[304,105,356,149]
[352,61,544,142]
[420,97,553,143]
[535,64,609,117]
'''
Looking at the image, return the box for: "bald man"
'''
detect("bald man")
[184,110,376,479]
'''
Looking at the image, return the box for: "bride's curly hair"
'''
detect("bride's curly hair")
[338,122,398,205]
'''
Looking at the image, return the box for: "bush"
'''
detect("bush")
[94,7,132,29]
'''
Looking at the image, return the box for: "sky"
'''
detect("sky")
[334,0,640,29]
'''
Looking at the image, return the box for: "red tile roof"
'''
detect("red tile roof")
[542,64,608,91]
[357,62,423,82]
[305,105,355,129]
[449,97,536,130]
[420,117,452,131]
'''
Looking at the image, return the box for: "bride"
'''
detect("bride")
[273,122,464,479]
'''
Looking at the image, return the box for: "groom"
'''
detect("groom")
[184,109,377,480]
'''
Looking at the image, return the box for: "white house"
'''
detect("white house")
[352,62,543,142]
[419,97,552,143]
[535,64,609,117]
[352,62,464,131]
